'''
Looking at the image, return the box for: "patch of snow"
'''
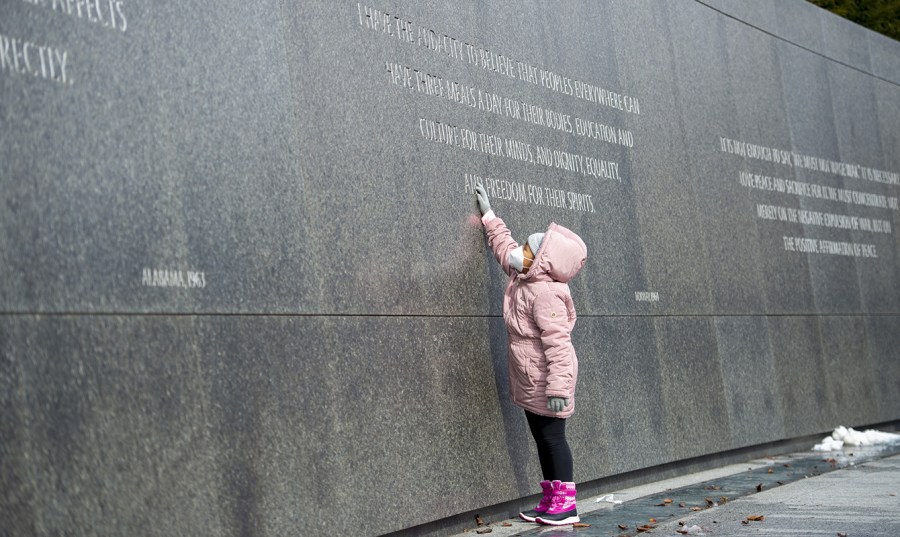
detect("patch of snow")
[813,426,900,451]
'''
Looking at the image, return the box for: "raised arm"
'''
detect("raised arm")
[475,185,519,276]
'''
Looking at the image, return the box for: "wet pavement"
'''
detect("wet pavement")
[451,443,900,537]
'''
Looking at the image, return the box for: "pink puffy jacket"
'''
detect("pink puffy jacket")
[484,215,587,418]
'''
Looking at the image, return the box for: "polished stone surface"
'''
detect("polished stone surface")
[869,30,900,83]
[669,4,766,315]
[865,315,900,423]
[0,315,520,536]
[715,317,784,447]
[779,43,858,315]
[2,0,898,316]
[819,316,879,429]
[767,315,836,436]
[571,317,669,476]
[654,317,733,459]
[2,1,900,536]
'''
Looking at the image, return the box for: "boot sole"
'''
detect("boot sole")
[536,515,580,526]
[519,511,546,523]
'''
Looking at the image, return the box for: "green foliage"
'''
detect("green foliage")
[808,0,900,41]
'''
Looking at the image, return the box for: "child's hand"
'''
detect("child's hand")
[475,185,491,216]
[548,397,569,413]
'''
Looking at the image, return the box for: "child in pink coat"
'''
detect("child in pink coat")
[475,185,587,526]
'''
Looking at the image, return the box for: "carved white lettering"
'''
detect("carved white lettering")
[464,174,595,214]
[142,268,207,289]
[0,33,71,85]
[30,0,130,32]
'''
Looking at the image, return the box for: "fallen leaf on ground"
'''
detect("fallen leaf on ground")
[746,515,765,521]
[475,515,485,526]
[501,522,512,527]
[475,528,492,534]
[756,483,764,492]
[767,468,774,474]
[573,523,591,528]
[742,520,749,525]
[663,498,673,504]
[649,518,657,523]
[690,506,703,511]
[618,524,629,530]
[636,524,656,532]
[679,502,686,508]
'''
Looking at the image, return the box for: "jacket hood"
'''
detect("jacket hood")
[521,223,587,283]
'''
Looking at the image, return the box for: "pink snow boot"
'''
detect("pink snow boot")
[519,480,553,522]
[536,480,579,525]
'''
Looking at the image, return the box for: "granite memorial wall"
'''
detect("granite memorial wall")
[2,1,899,535]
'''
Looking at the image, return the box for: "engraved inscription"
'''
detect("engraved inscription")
[464,173,596,213]
[19,0,128,32]
[357,2,641,114]
[721,135,899,261]
[142,268,207,289]
[358,2,638,226]
[385,60,636,149]
[721,136,900,186]
[782,236,878,258]
[420,118,621,181]
[756,204,892,234]
[0,33,71,85]
[7,0,134,88]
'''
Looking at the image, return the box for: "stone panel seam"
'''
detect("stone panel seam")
[1,312,899,318]
[694,0,900,88]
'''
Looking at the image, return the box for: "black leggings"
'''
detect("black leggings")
[525,410,573,482]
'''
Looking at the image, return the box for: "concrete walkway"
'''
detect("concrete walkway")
[448,445,900,537]
[651,453,900,537]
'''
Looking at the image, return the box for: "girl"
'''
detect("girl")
[474,185,587,526]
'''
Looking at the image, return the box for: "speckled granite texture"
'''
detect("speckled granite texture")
[1,1,899,535]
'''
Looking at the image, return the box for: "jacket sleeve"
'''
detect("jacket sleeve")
[484,216,519,277]
[532,290,575,398]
